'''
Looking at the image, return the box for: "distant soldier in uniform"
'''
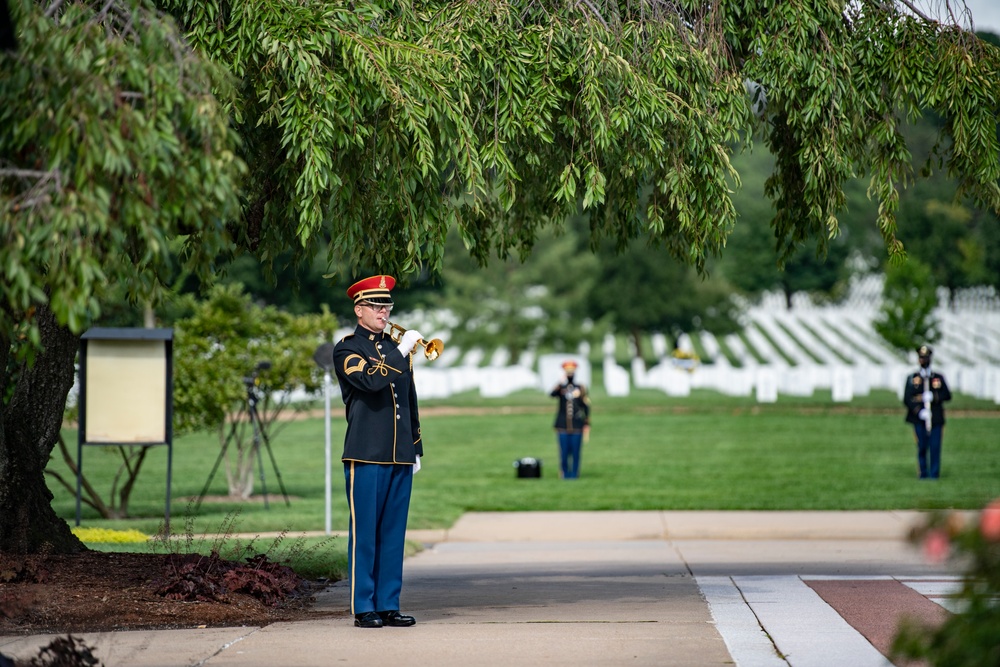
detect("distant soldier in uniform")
[550,360,591,479]
[334,275,424,628]
[903,344,952,479]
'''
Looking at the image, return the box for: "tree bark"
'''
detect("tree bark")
[0,304,85,553]
[630,328,644,362]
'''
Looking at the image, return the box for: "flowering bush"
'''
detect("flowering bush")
[71,527,150,544]
[892,499,1000,666]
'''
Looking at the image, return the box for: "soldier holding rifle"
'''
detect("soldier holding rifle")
[903,344,952,480]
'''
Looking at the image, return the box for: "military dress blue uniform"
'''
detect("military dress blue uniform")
[902,345,951,479]
[551,360,590,479]
[334,275,422,628]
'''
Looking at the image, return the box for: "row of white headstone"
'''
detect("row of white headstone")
[612,299,1000,403]
[396,279,1000,403]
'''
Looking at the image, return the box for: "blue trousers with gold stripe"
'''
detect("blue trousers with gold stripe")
[344,461,413,615]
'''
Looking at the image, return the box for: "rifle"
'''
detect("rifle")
[921,367,933,433]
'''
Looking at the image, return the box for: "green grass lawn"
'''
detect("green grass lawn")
[50,387,1000,578]
[52,387,1000,531]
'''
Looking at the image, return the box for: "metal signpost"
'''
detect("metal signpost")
[313,342,337,535]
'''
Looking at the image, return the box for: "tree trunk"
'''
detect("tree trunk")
[630,328,644,361]
[112,445,150,518]
[221,418,258,499]
[0,305,85,554]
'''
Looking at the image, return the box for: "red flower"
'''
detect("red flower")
[922,529,950,563]
[981,499,1000,541]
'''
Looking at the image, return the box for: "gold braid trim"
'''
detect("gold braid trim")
[366,358,403,376]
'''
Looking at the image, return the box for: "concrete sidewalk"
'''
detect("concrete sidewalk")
[0,511,961,667]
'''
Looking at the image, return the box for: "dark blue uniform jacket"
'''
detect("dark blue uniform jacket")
[551,381,591,432]
[902,370,951,428]
[334,325,422,464]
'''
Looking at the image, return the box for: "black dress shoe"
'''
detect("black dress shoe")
[354,611,383,628]
[378,610,416,627]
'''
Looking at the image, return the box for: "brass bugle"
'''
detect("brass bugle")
[387,322,444,361]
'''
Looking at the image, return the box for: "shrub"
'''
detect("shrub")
[874,258,940,355]
[153,550,307,607]
[892,499,1000,666]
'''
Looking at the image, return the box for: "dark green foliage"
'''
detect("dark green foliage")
[170,284,340,498]
[5,0,1000,556]
[588,239,740,356]
[1,0,243,345]
[439,219,602,360]
[874,258,940,354]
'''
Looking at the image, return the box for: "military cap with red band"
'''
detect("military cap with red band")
[346,275,395,306]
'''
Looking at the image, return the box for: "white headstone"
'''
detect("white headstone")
[652,333,668,358]
[603,358,630,396]
[831,366,853,402]
[756,368,778,403]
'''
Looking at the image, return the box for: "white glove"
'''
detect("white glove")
[413,455,421,474]
[396,329,423,356]
[918,408,930,422]
[922,390,934,404]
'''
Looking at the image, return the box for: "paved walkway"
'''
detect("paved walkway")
[0,511,963,666]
